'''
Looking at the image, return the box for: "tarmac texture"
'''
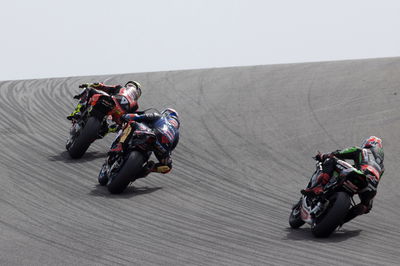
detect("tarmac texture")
[0,58,399,265]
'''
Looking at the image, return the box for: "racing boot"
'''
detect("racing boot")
[67,103,84,120]
[98,122,119,139]
[301,173,330,196]
[107,124,119,133]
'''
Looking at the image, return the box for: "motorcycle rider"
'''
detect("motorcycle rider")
[301,136,384,223]
[109,108,180,177]
[67,81,142,133]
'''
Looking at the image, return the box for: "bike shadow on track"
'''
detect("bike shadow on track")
[88,184,163,199]
[49,151,108,163]
[283,227,362,243]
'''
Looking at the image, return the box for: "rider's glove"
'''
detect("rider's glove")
[120,114,128,123]
[121,114,136,123]
[315,152,332,162]
[74,85,91,99]
[79,83,90,88]
[73,89,88,99]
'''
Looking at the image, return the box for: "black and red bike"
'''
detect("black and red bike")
[289,158,374,237]
[66,90,130,159]
[98,110,161,194]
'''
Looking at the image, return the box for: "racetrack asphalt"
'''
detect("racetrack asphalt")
[0,57,399,265]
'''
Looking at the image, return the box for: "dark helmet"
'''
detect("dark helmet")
[161,108,180,129]
[361,136,384,163]
[125,81,142,99]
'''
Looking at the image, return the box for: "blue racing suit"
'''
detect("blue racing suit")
[118,113,180,174]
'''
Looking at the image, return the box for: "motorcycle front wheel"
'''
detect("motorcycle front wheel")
[289,199,305,229]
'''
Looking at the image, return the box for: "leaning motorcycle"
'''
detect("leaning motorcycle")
[98,117,158,194]
[289,158,372,237]
[66,90,129,159]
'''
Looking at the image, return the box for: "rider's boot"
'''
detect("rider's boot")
[67,103,84,120]
[301,173,330,196]
[98,122,119,138]
[107,124,119,133]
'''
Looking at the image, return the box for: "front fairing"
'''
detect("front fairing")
[299,195,330,225]
[300,196,315,224]
[307,162,323,188]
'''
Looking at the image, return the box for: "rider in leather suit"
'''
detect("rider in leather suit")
[109,108,180,177]
[301,136,384,224]
[67,81,141,122]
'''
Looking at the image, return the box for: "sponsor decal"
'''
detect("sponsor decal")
[300,205,309,220]
[361,165,380,181]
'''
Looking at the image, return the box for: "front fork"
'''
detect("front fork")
[98,153,124,185]
[300,196,329,225]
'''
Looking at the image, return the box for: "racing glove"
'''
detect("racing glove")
[78,83,90,88]
[121,114,137,123]
[314,152,332,162]
[73,89,89,99]
[78,83,103,89]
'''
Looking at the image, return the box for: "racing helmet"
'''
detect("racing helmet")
[125,80,142,99]
[361,136,384,162]
[161,108,180,129]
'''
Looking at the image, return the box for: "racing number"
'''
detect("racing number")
[120,96,128,105]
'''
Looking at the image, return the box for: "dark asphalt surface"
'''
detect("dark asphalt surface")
[0,58,399,265]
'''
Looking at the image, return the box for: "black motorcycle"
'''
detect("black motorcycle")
[289,158,371,237]
[98,117,158,194]
[66,90,119,159]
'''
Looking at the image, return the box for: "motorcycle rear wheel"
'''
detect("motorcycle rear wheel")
[67,116,101,159]
[311,192,351,238]
[107,151,145,194]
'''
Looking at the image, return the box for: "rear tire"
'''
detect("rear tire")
[67,117,101,159]
[289,200,305,229]
[107,151,145,194]
[311,192,351,238]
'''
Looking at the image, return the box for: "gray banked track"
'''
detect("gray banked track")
[1,58,399,265]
